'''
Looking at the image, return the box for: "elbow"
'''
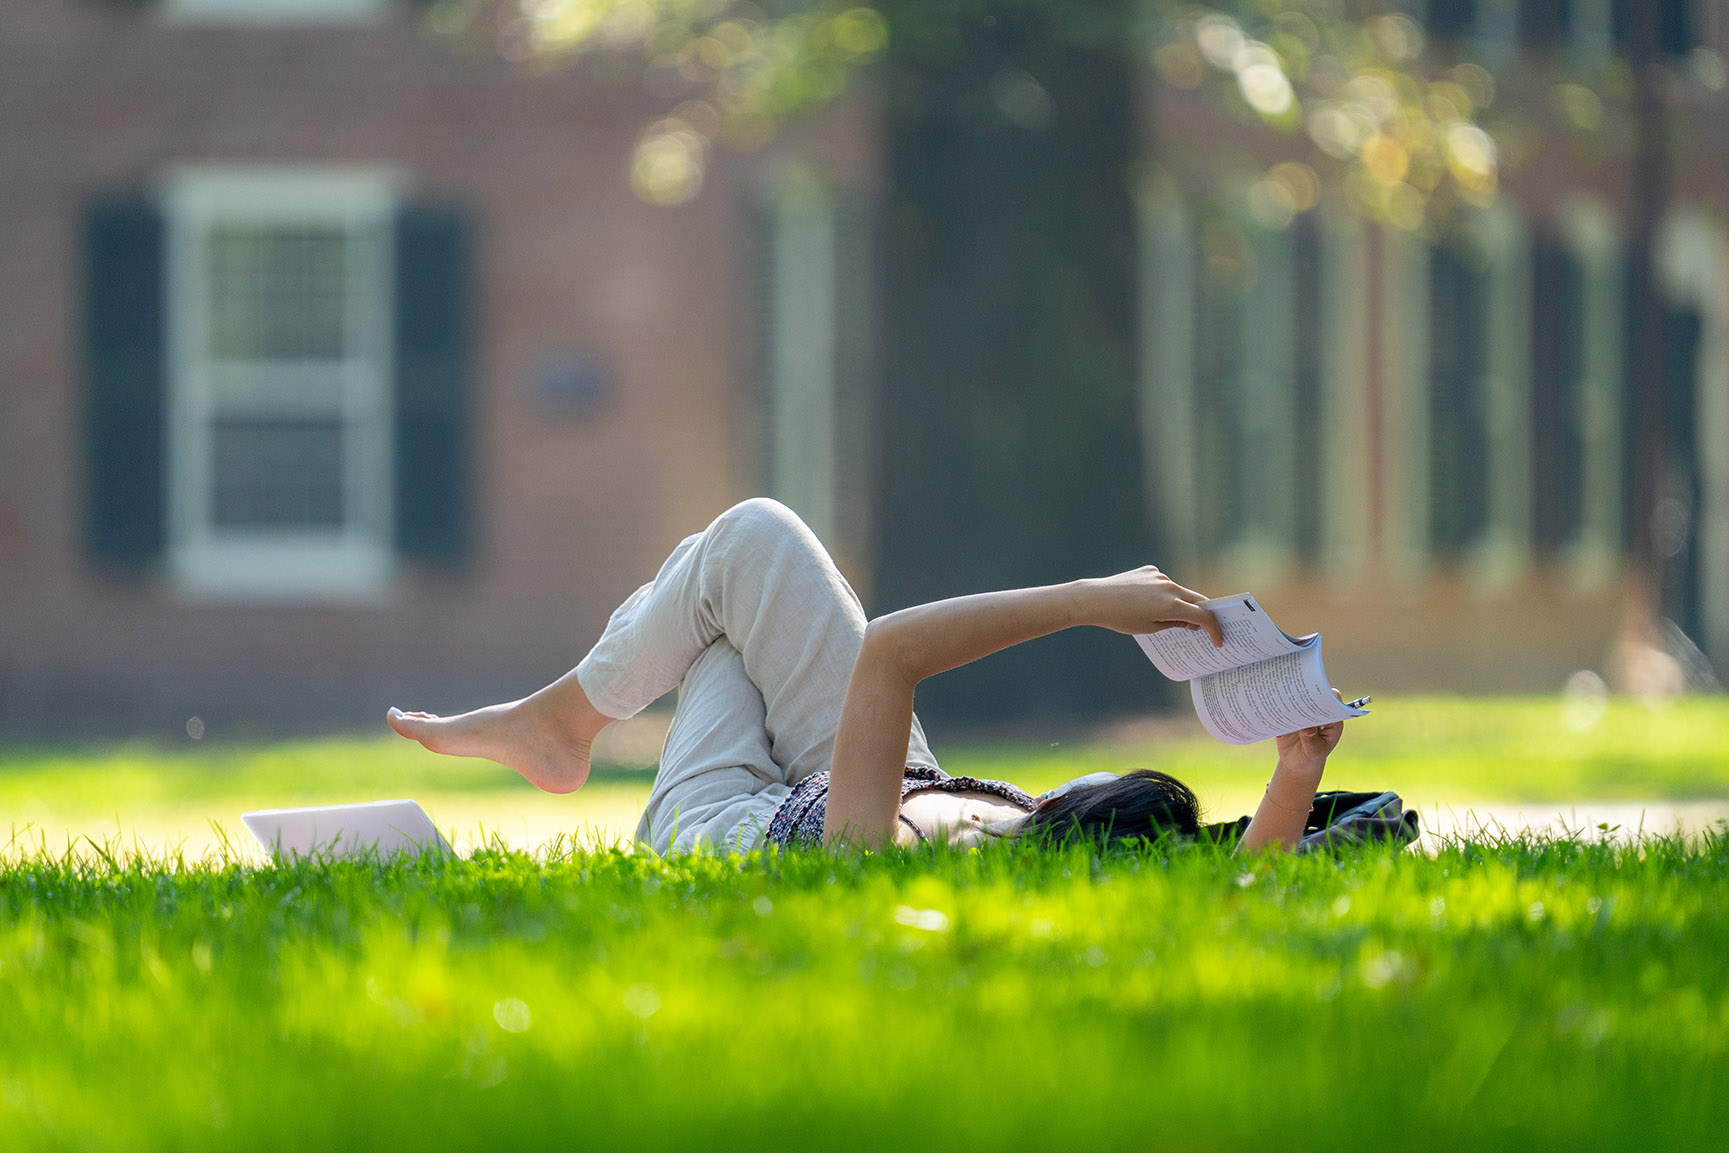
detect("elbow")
[861,614,919,684]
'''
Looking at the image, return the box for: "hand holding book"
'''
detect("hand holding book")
[1136,594,1370,745]
[1077,565,1225,646]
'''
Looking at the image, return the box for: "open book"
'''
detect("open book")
[1135,594,1369,745]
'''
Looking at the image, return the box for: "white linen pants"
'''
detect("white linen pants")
[575,498,939,854]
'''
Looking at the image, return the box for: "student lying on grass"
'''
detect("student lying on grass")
[389,498,1362,855]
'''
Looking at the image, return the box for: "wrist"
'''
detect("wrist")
[1062,578,1097,628]
[1273,753,1327,780]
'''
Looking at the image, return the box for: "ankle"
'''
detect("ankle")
[517,684,607,751]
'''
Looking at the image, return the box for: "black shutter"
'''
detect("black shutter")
[1530,234,1585,551]
[1519,0,1571,50]
[394,203,474,566]
[1660,305,1703,642]
[1428,243,1490,554]
[83,196,166,570]
[1612,0,1694,55]
[1427,0,1478,41]
[1658,0,1696,56]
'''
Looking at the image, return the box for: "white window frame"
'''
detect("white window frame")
[162,0,388,25]
[162,166,399,602]
[1385,204,1531,589]
[1136,177,1338,583]
[1135,174,1199,569]
[1476,202,1534,586]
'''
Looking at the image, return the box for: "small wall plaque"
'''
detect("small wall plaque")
[532,352,614,418]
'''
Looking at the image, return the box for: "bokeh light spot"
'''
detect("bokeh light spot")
[1195,14,1245,70]
[1362,133,1409,185]
[631,123,706,205]
[1268,162,1320,211]
[831,8,887,57]
[1153,40,1204,89]
[1445,123,1497,194]
[492,998,532,1033]
[1238,60,1294,118]
[1550,83,1603,131]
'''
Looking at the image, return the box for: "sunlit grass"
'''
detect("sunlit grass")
[3,696,1726,857]
[0,727,659,859]
[946,694,1729,806]
[2,829,1725,1151]
[3,698,1727,1149]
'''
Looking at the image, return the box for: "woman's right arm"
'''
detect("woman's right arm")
[823,568,1223,848]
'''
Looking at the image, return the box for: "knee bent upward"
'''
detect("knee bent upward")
[714,497,809,546]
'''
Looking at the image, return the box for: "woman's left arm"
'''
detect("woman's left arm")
[1237,710,1346,855]
[823,569,1222,847]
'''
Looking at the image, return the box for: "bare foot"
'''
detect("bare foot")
[387,674,611,794]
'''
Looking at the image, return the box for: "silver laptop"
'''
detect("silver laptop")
[241,799,453,860]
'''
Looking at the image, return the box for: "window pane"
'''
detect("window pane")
[208,226,347,360]
[211,416,344,528]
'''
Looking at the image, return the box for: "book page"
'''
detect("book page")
[1135,594,1312,681]
[1188,642,1367,745]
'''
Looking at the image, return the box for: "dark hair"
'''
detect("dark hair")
[1019,769,1201,847]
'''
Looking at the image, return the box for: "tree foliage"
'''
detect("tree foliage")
[1146,3,1501,232]
[435,0,1501,229]
[434,0,890,203]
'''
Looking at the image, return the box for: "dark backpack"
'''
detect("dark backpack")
[1199,790,1421,853]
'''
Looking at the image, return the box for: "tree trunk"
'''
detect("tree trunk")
[873,0,1163,724]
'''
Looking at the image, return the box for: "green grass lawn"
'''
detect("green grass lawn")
[942,694,1729,805]
[2,696,1727,1150]
[3,834,1726,1151]
[5,696,1728,857]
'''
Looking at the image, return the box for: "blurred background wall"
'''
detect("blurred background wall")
[0,0,1724,738]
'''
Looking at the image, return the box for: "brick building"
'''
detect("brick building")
[0,0,1725,739]
[1134,0,1729,697]
[0,0,879,736]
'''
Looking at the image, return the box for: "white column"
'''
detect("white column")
[767,168,839,546]
[1478,203,1533,587]
[1381,224,1430,580]
[1570,0,1614,59]
[1562,199,1623,588]
[1320,204,1371,577]
[1136,176,1200,569]
[1234,221,1297,577]
[1700,240,1729,678]
[1476,0,1519,65]
[1661,210,1729,674]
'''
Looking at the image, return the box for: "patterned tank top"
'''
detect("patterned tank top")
[763,765,1037,847]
